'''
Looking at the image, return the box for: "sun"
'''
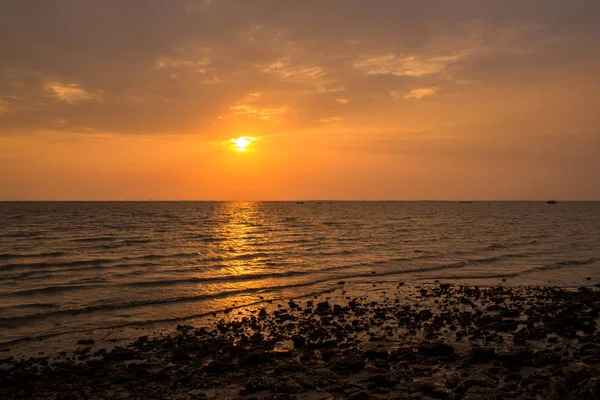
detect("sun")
[230,136,255,152]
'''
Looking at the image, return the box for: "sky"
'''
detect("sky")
[1,0,599,200]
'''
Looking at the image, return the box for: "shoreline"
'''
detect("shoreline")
[2,268,600,359]
[2,281,600,399]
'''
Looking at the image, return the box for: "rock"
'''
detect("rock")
[104,347,137,361]
[565,368,593,390]
[492,319,518,332]
[495,350,532,370]
[470,346,496,363]
[530,350,561,367]
[500,309,520,318]
[243,376,272,394]
[578,377,600,399]
[273,380,303,394]
[582,356,600,365]
[172,348,191,361]
[456,373,498,394]
[297,393,333,400]
[316,301,331,314]
[418,343,455,358]
[445,372,461,389]
[331,352,365,373]
[348,390,370,400]
[188,389,208,399]
[505,373,522,382]
[462,386,500,399]
[364,346,388,360]
[76,339,95,346]
[292,335,306,348]
[412,377,436,393]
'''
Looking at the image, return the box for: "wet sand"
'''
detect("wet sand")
[2,281,600,399]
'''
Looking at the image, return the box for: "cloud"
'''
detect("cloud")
[229,104,287,121]
[258,58,342,93]
[353,53,463,77]
[403,87,439,100]
[43,81,102,104]
[153,46,212,74]
[0,0,599,138]
[319,116,342,124]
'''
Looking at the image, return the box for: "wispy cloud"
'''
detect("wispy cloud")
[403,87,439,100]
[258,58,342,93]
[43,82,102,104]
[153,55,211,73]
[258,58,325,82]
[319,116,342,124]
[229,104,287,120]
[353,53,462,77]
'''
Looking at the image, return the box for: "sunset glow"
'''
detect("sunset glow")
[0,1,599,200]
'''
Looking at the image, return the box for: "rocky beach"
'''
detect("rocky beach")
[2,281,600,399]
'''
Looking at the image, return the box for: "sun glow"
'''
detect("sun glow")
[230,136,255,152]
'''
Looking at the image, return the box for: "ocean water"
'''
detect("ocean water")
[1,201,599,351]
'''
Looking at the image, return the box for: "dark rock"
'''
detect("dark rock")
[445,372,461,389]
[456,373,498,394]
[470,346,496,363]
[243,377,272,394]
[505,373,522,382]
[348,390,370,400]
[331,352,365,373]
[104,347,137,361]
[492,319,518,332]
[292,335,306,348]
[365,347,388,360]
[419,343,455,358]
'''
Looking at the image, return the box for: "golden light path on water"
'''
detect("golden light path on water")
[195,202,272,313]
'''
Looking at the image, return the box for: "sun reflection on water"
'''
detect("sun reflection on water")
[205,202,271,309]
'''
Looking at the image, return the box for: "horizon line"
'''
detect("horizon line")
[1,199,597,202]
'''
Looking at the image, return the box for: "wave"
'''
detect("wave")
[0,251,66,260]
[416,258,600,281]
[0,257,118,272]
[71,236,117,243]
[525,258,598,273]
[0,251,220,273]
[0,231,45,238]
[0,252,487,297]
[0,254,466,300]
[0,262,163,281]
[0,286,342,348]
[0,302,61,312]
[0,280,344,327]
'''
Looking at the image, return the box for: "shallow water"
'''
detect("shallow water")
[1,201,599,349]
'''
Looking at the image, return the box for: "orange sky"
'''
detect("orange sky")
[1,1,599,200]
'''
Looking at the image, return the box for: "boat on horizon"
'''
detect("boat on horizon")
[547,200,557,204]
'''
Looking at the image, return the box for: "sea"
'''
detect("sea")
[1,201,599,355]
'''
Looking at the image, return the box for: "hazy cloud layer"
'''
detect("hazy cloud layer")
[1,1,599,199]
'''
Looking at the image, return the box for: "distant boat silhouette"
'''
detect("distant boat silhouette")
[296,201,304,204]
[460,201,473,204]
[547,200,557,204]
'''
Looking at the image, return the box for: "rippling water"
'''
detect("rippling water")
[1,201,599,348]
